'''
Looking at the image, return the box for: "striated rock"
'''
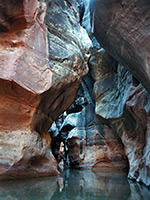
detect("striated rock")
[125,85,150,186]
[92,0,150,94]
[32,0,92,134]
[88,1,150,186]
[0,129,58,180]
[56,75,128,169]
[0,0,91,179]
[91,47,150,186]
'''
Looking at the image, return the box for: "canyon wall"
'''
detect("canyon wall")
[53,74,128,170]
[50,0,150,187]
[0,0,150,188]
[0,0,91,179]
[91,45,150,186]
[90,0,150,186]
[92,0,150,95]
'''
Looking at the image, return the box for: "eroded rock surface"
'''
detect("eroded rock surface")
[0,0,91,179]
[90,47,150,186]
[92,0,150,94]
[87,0,150,186]
[50,74,128,170]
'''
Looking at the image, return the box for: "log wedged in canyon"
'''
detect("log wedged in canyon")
[0,0,91,179]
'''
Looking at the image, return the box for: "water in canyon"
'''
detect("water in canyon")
[0,169,150,200]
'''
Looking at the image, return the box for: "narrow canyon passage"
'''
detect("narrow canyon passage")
[0,0,150,199]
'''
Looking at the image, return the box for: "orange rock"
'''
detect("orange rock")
[0,0,91,179]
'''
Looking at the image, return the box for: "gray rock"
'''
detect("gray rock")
[91,0,150,94]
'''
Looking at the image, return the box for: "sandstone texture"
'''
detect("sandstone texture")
[50,75,128,170]
[0,0,91,179]
[67,76,127,170]
[50,0,150,187]
[89,0,150,186]
[90,45,150,186]
[92,0,150,95]
[1,0,150,189]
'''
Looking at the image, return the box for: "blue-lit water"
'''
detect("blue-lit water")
[0,169,150,200]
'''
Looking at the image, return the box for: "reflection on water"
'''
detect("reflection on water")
[0,169,150,200]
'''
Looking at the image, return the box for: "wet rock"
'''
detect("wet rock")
[0,0,91,179]
[92,0,150,94]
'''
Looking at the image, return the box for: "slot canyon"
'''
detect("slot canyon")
[0,0,150,199]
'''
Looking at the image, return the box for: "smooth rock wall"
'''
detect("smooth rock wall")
[92,0,150,94]
[90,46,150,186]
[52,74,128,170]
[0,0,91,179]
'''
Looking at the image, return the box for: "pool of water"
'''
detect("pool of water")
[0,169,150,200]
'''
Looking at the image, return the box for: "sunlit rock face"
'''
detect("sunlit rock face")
[90,47,150,186]
[92,0,150,95]
[0,0,91,179]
